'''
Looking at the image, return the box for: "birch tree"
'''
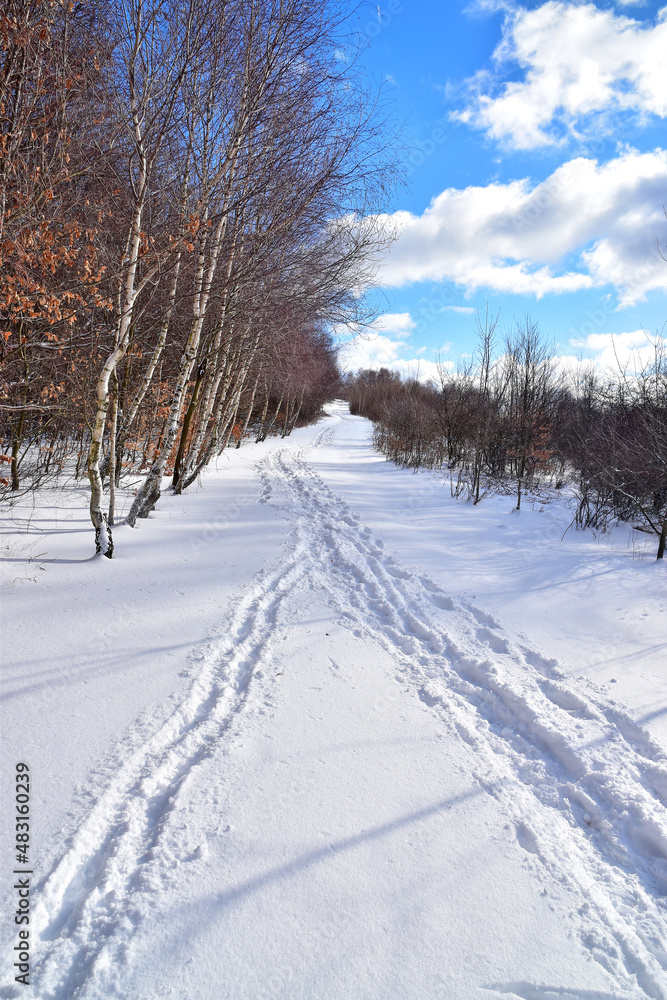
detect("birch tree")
[86,0,200,554]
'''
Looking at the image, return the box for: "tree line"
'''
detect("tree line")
[345,314,667,559]
[0,0,394,555]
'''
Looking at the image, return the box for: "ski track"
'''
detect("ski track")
[28,550,309,998]
[22,416,667,999]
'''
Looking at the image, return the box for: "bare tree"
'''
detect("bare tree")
[502,318,558,511]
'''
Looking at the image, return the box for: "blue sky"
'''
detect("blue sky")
[340,0,667,379]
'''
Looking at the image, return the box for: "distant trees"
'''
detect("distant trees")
[1,0,396,555]
[346,320,667,559]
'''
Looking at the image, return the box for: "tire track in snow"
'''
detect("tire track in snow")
[27,550,310,999]
[257,434,667,999]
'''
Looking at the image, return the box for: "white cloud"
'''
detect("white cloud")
[568,329,665,371]
[395,359,449,382]
[377,148,667,304]
[453,2,667,149]
[370,312,416,338]
[338,313,451,381]
[340,332,404,370]
[337,313,416,373]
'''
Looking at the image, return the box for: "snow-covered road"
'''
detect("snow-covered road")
[2,403,667,999]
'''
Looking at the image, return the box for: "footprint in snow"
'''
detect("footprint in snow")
[386,564,411,580]
[427,593,455,611]
[515,822,540,856]
[468,605,500,629]
[477,627,510,655]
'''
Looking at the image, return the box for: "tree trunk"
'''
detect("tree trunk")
[127,192,235,525]
[10,408,25,492]
[255,389,270,442]
[172,362,206,487]
[237,371,260,447]
[87,129,150,553]
[108,373,119,527]
[658,515,667,560]
[118,247,183,462]
[261,395,283,442]
[88,342,127,556]
[10,354,28,491]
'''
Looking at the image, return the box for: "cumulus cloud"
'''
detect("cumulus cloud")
[338,313,451,381]
[453,2,667,149]
[568,329,666,371]
[337,313,415,373]
[377,148,667,305]
[369,312,416,339]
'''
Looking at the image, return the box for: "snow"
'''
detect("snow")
[1,401,666,999]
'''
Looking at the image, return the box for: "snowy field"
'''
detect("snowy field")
[1,401,667,1000]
